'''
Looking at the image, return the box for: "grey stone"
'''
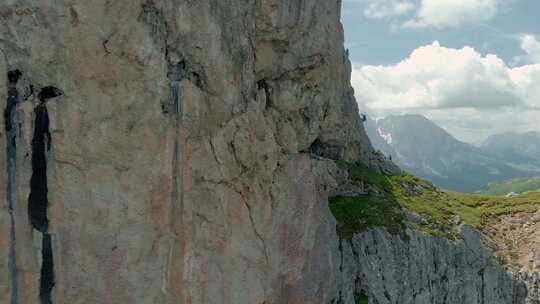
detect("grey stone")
[336,228,530,304]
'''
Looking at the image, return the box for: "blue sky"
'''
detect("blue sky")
[342,0,540,143]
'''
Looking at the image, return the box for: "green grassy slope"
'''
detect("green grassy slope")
[329,162,540,240]
[481,177,540,196]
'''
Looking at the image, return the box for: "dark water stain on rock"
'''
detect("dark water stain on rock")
[4,69,21,304]
[40,234,55,304]
[28,86,62,304]
[28,103,51,233]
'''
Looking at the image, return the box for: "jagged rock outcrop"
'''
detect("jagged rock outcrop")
[0,1,533,304]
[336,226,529,304]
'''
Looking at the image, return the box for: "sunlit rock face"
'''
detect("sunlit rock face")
[0,1,533,304]
[0,1,374,303]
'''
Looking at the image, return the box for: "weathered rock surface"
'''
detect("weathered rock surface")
[518,272,540,304]
[337,226,529,304]
[0,1,533,304]
[0,1,372,303]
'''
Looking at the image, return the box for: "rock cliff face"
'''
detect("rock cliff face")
[0,1,371,303]
[0,1,533,304]
[337,227,529,304]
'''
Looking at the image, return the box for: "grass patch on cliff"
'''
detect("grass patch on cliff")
[329,195,406,240]
[338,161,392,189]
[329,161,540,239]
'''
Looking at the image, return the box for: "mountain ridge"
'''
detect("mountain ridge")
[365,114,540,192]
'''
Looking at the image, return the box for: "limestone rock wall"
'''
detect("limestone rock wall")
[337,226,529,304]
[0,1,372,303]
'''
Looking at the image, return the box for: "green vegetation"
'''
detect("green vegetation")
[329,195,406,240]
[329,162,540,239]
[481,177,540,196]
[354,291,369,304]
[339,161,392,189]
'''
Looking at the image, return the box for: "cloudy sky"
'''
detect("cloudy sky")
[342,0,540,143]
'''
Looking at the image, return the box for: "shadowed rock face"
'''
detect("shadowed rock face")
[336,227,529,304]
[0,1,530,304]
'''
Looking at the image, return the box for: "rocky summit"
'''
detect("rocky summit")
[0,1,539,304]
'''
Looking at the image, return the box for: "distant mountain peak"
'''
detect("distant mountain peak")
[365,114,540,192]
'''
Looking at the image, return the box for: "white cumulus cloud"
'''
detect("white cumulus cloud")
[519,34,540,63]
[403,0,500,28]
[352,41,526,111]
[357,0,503,29]
[352,41,540,142]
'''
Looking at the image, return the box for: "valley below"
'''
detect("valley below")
[365,115,540,193]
